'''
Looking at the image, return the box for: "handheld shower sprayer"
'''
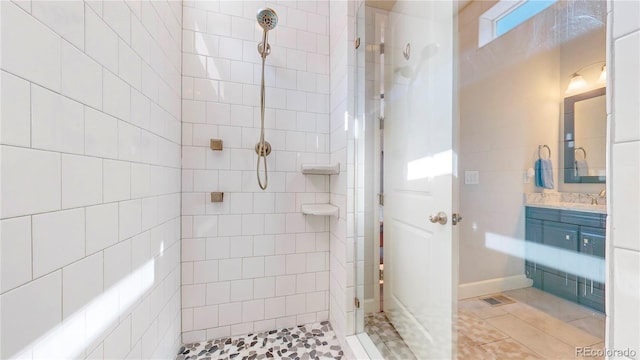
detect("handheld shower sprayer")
[257,8,278,58]
[255,8,278,190]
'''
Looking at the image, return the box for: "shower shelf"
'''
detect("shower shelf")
[301,204,339,217]
[301,163,340,175]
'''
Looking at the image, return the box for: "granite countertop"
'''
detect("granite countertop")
[524,192,607,214]
[525,201,607,214]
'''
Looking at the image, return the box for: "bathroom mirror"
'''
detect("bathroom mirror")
[563,87,606,183]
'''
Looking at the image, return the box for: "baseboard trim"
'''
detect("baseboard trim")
[458,275,533,300]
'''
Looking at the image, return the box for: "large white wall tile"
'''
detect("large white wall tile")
[0,216,32,292]
[104,239,131,289]
[85,6,119,73]
[61,41,102,109]
[32,0,84,49]
[103,316,131,360]
[61,154,103,209]
[86,203,119,255]
[1,0,183,357]
[613,31,640,142]
[613,0,640,39]
[103,0,131,43]
[104,159,132,202]
[612,142,640,251]
[119,200,142,241]
[0,271,62,359]
[85,107,119,158]
[31,85,84,154]
[1,71,31,147]
[1,1,61,90]
[62,252,103,318]
[612,248,640,354]
[32,208,85,277]
[104,71,131,121]
[1,146,61,218]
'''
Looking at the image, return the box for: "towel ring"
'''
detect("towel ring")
[538,145,551,159]
[574,147,587,160]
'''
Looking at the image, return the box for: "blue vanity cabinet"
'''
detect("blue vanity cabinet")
[525,219,543,288]
[525,206,606,313]
[578,227,606,312]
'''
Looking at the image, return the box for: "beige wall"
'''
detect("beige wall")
[458,1,606,286]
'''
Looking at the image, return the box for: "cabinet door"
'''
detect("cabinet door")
[578,226,606,312]
[580,226,605,258]
[541,221,579,275]
[580,227,605,284]
[525,219,543,284]
[578,282,605,313]
[543,271,578,302]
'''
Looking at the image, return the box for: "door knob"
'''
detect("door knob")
[429,211,447,225]
[452,213,462,226]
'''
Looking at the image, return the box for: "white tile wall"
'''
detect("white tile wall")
[180,0,331,342]
[610,1,640,357]
[0,1,182,359]
[328,0,356,348]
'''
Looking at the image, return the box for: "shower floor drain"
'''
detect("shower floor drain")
[481,295,515,307]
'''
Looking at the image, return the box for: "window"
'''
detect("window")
[479,0,557,47]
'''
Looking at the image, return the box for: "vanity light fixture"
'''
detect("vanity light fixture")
[565,61,606,93]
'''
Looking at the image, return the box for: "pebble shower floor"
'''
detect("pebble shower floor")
[176,321,344,360]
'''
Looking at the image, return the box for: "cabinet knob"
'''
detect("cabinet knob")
[565,235,570,240]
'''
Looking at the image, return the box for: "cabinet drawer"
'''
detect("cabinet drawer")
[561,210,606,228]
[543,221,579,251]
[526,207,561,221]
[543,271,578,302]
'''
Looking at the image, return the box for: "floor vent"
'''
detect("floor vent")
[481,295,515,307]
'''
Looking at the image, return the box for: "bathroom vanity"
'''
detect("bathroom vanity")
[524,203,606,313]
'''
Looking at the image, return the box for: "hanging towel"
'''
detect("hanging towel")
[535,158,554,189]
[575,160,589,177]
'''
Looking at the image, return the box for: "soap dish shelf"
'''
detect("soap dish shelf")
[301,204,339,217]
[301,163,340,175]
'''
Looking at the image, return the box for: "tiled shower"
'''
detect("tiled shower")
[180,0,332,343]
[0,0,354,359]
[3,0,639,359]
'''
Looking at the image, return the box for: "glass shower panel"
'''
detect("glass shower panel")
[354,1,366,336]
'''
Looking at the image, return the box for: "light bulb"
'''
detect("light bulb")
[599,65,607,83]
[566,73,587,93]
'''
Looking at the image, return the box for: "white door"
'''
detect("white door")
[383,1,457,359]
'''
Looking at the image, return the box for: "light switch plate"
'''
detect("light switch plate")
[465,171,479,185]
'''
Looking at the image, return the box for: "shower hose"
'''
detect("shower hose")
[257,44,269,190]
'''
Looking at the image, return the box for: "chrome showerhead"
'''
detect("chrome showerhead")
[257,8,278,31]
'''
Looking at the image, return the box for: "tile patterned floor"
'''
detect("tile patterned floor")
[364,312,416,360]
[364,287,605,360]
[176,321,343,360]
[457,288,605,359]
